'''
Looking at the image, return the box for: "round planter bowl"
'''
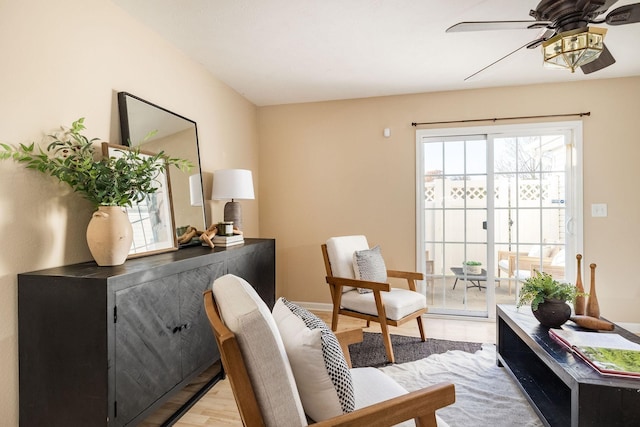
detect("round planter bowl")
[532,298,572,328]
[463,265,481,275]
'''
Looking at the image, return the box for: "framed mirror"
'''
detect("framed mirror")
[118,92,206,254]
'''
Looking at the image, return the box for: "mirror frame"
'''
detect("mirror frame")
[117,92,206,254]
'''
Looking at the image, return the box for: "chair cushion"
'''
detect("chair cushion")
[340,288,426,321]
[353,245,387,294]
[326,235,369,292]
[272,298,355,422]
[498,259,510,271]
[514,269,531,281]
[350,367,449,427]
[551,248,565,266]
[212,275,307,427]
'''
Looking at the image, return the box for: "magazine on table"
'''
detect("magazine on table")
[549,329,640,378]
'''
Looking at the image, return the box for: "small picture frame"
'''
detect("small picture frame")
[102,143,178,258]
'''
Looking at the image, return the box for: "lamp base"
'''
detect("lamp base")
[223,201,242,231]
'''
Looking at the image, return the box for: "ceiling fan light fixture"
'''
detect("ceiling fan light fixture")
[542,27,607,72]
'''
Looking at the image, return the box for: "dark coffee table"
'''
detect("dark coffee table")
[497,304,640,427]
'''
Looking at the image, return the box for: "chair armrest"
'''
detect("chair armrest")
[386,270,424,281]
[387,270,423,292]
[326,276,391,292]
[312,382,455,427]
[334,328,364,346]
[334,328,364,368]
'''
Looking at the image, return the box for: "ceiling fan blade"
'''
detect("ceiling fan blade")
[581,44,616,74]
[464,40,533,81]
[605,2,640,25]
[446,20,550,33]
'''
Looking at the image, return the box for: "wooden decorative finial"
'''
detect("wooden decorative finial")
[586,263,600,319]
[574,254,585,315]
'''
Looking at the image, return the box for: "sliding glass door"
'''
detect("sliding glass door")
[416,122,582,318]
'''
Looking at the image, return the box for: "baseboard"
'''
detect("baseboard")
[292,301,332,312]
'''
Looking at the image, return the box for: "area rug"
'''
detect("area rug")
[380,343,544,427]
[349,332,483,368]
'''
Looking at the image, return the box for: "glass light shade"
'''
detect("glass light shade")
[211,169,255,200]
[542,27,606,72]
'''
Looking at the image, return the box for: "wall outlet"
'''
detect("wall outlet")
[591,203,608,217]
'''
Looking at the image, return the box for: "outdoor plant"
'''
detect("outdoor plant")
[0,118,192,207]
[517,271,584,311]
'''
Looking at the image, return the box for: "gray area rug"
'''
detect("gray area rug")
[380,343,544,427]
[349,332,482,367]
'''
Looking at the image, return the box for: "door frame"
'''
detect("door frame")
[416,120,584,318]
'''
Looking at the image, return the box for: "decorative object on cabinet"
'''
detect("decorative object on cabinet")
[212,168,255,230]
[517,270,582,328]
[18,238,275,427]
[0,118,190,266]
[118,91,207,247]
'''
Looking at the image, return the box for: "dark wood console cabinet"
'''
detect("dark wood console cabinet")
[18,238,275,427]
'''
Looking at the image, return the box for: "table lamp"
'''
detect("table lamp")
[211,169,254,230]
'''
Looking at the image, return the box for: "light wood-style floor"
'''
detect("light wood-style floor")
[173,312,496,426]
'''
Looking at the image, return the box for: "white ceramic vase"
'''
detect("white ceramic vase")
[86,206,133,266]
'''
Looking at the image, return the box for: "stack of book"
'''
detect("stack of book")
[549,329,640,378]
[212,233,244,247]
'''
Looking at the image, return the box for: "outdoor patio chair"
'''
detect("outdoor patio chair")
[321,235,427,364]
[203,274,455,426]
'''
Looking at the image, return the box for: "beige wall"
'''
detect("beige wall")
[258,77,640,324]
[0,0,258,423]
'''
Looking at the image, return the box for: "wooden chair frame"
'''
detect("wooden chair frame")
[203,290,454,427]
[321,244,427,364]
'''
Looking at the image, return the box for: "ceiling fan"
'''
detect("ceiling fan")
[447,0,640,80]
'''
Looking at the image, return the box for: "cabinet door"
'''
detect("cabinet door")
[114,276,182,425]
[179,262,224,376]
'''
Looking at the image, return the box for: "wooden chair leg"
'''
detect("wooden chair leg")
[416,316,426,342]
[379,321,395,364]
[374,291,394,363]
[415,413,438,427]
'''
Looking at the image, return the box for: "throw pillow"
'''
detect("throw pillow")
[272,297,355,422]
[353,245,387,293]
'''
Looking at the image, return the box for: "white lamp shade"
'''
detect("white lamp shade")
[189,174,203,206]
[212,169,255,200]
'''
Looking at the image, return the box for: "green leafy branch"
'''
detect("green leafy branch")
[1,118,192,207]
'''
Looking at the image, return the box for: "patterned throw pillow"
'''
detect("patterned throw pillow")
[353,245,387,293]
[272,297,355,421]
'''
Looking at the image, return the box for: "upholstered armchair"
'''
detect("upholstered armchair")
[321,235,427,364]
[203,274,455,426]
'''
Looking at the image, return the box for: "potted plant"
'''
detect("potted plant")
[462,260,482,275]
[1,118,191,266]
[517,271,584,328]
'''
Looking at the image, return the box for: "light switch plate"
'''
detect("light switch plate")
[591,203,608,217]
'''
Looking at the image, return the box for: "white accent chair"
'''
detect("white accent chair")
[203,274,454,426]
[321,235,427,364]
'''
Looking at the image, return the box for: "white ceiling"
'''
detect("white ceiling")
[112,0,640,106]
